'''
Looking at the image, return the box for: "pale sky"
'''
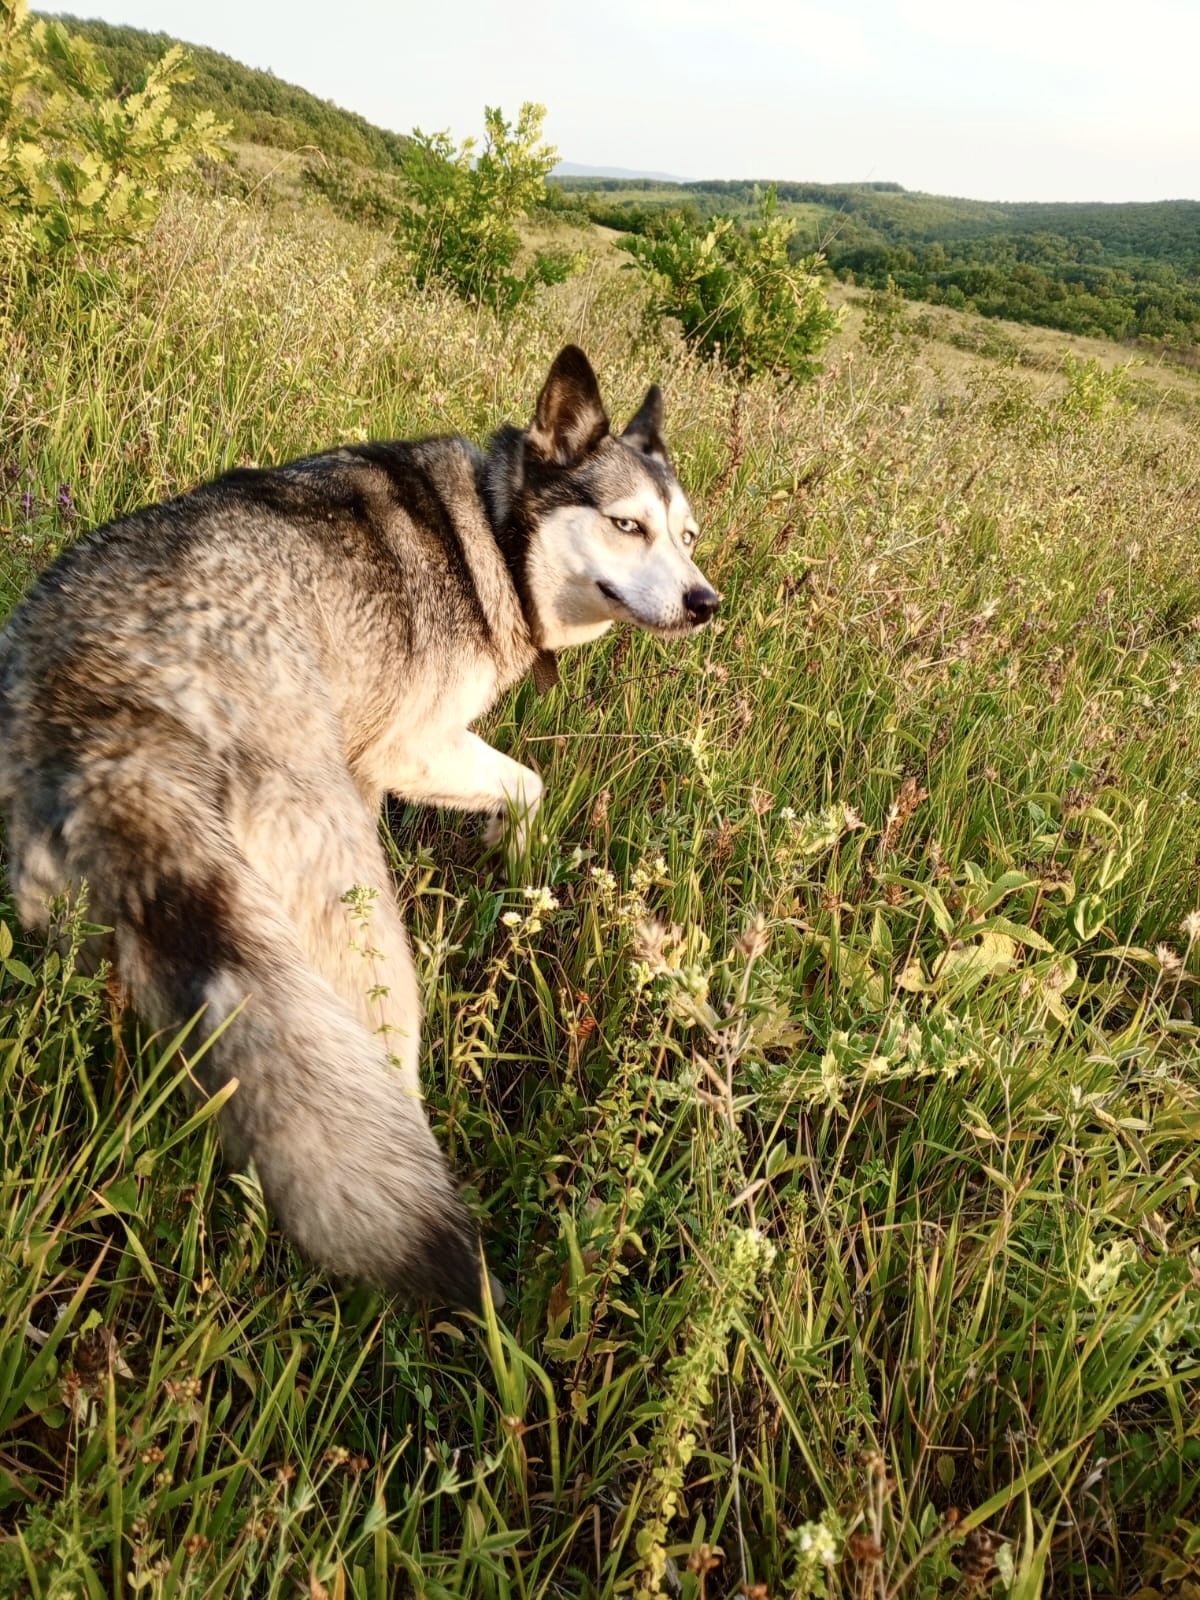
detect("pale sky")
[56,0,1200,202]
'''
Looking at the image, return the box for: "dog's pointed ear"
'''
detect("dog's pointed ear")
[621,384,667,460]
[527,346,609,466]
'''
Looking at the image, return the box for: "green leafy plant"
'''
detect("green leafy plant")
[619,187,841,380]
[394,102,581,314]
[0,0,228,259]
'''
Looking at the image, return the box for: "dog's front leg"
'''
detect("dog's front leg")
[390,730,543,869]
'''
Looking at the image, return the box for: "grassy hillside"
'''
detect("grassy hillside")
[48,14,410,169]
[2,173,1200,1596]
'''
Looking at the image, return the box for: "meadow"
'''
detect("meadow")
[2,174,1200,1599]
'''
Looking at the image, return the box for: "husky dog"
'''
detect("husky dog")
[0,347,719,1309]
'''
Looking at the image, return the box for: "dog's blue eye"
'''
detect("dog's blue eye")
[611,517,642,536]
[683,529,697,547]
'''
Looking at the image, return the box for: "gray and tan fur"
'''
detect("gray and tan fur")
[0,347,719,1308]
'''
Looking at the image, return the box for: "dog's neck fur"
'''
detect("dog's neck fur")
[481,424,615,658]
[480,424,525,535]
[480,425,556,682]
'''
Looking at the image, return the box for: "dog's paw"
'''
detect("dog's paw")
[484,810,536,881]
[483,808,507,852]
[483,775,543,878]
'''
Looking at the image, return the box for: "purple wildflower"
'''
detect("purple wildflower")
[56,483,73,513]
[20,489,35,518]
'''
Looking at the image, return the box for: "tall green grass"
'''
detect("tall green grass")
[2,190,1199,1598]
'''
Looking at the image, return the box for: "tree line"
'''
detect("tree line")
[827,235,1200,346]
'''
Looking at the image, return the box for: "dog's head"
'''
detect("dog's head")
[496,346,720,649]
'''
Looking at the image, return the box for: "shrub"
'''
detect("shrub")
[1059,352,1135,421]
[618,188,841,381]
[0,0,228,259]
[393,102,582,315]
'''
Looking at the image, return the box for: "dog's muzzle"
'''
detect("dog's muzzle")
[684,586,721,625]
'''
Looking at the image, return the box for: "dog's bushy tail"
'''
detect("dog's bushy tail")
[94,815,483,1311]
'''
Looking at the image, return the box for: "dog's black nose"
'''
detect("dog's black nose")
[684,586,721,624]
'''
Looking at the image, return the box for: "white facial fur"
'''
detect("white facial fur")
[526,480,715,647]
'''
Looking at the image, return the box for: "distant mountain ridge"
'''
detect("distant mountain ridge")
[553,161,690,183]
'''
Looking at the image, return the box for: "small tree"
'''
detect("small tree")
[0,0,228,259]
[860,274,917,357]
[619,188,840,381]
[394,103,580,315]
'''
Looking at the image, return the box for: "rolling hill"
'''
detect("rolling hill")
[554,177,1200,348]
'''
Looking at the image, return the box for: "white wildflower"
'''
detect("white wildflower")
[589,865,617,898]
[524,885,559,914]
[792,1519,840,1566]
[631,854,670,893]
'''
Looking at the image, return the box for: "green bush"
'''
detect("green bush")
[393,102,581,315]
[618,188,841,380]
[0,0,227,259]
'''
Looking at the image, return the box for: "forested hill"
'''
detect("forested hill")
[48,15,410,170]
[555,178,1200,347]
